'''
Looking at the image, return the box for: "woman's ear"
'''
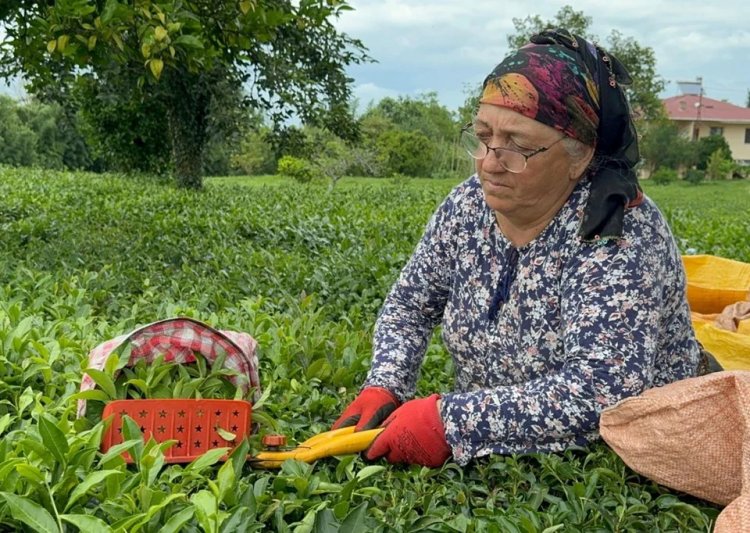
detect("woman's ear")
[569,144,595,182]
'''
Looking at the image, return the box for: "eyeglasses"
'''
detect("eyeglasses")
[459,123,566,174]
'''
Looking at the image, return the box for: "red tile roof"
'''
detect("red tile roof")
[663,94,750,123]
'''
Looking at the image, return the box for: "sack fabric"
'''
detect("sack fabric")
[600,371,750,531]
[683,255,750,315]
[77,317,260,417]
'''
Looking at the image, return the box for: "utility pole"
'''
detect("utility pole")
[693,76,703,141]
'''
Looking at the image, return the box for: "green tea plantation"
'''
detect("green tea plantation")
[1,165,748,532]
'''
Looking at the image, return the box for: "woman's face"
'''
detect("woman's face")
[474,104,592,222]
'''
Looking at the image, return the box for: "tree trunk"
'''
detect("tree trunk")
[165,71,210,189]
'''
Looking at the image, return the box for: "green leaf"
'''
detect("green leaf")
[215,427,236,441]
[16,463,46,484]
[0,492,59,533]
[101,0,119,23]
[159,505,195,533]
[60,514,113,532]
[312,507,339,533]
[65,470,122,511]
[68,390,111,403]
[228,438,250,480]
[355,465,385,482]
[216,458,235,504]
[0,414,12,436]
[339,502,368,533]
[191,490,217,533]
[84,368,117,399]
[172,35,204,49]
[185,447,229,473]
[18,386,35,415]
[124,378,149,396]
[98,438,141,466]
[39,415,70,465]
[120,416,144,463]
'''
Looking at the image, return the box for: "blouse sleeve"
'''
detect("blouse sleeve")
[440,229,697,465]
[363,193,459,402]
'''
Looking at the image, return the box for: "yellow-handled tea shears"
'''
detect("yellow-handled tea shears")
[250,426,383,468]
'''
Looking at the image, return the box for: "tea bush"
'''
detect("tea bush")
[1,166,743,531]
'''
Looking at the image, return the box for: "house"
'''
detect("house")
[662,94,750,165]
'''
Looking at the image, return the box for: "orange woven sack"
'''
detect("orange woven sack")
[599,371,750,532]
[683,255,750,314]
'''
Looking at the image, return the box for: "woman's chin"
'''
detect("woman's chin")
[481,186,512,212]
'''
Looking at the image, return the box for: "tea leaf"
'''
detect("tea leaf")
[65,470,123,511]
[39,415,69,465]
[0,492,59,533]
[60,513,113,532]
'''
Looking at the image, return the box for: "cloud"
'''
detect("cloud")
[335,0,750,108]
[351,82,400,109]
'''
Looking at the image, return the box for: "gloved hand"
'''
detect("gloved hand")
[332,386,400,431]
[365,394,451,468]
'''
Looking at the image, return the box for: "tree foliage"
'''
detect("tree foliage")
[696,134,732,170]
[639,119,695,174]
[0,0,368,188]
[357,93,464,178]
[0,94,93,170]
[506,5,665,121]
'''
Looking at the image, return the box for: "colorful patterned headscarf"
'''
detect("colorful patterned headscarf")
[480,29,642,241]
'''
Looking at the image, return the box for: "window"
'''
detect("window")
[710,127,724,136]
[746,128,750,144]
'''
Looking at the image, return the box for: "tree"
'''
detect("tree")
[0,0,368,188]
[506,5,665,121]
[360,93,463,177]
[508,6,592,49]
[0,96,37,167]
[364,93,457,142]
[639,119,695,175]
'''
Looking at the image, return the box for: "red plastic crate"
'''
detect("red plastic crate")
[101,399,252,463]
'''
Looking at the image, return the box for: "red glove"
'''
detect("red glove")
[332,386,400,431]
[365,394,451,468]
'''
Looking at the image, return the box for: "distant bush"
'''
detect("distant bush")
[650,167,678,185]
[706,149,734,180]
[732,166,750,180]
[696,135,732,170]
[277,155,318,183]
[376,129,432,177]
[684,169,704,185]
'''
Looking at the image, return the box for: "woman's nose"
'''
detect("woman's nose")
[480,149,508,173]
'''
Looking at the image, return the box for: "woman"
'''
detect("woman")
[333,29,700,467]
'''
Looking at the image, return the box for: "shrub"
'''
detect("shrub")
[650,167,678,185]
[231,130,276,176]
[696,135,732,170]
[376,129,432,177]
[277,155,317,183]
[684,169,704,185]
[706,149,734,180]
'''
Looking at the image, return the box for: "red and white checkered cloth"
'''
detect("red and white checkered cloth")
[77,317,260,417]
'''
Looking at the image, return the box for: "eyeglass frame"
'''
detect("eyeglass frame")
[460,123,567,174]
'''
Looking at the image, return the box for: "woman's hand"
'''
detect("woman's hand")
[332,386,400,431]
[365,394,451,467]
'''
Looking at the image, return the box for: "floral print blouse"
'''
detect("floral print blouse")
[364,175,699,465]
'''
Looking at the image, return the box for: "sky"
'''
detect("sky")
[3,1,749,113]
[335,0,750,113]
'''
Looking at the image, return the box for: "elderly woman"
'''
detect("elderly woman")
[333,29,700,467]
